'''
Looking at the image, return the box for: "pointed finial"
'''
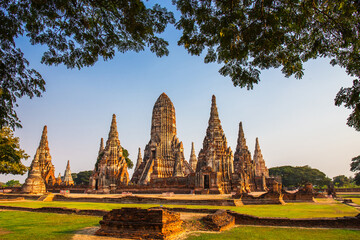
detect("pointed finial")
[108,114,119,140]
[209,95,219,122]
[66,160,71,170]
[99,138,104,153]
[255,137,261,151]
[39,125,48,147]
[138,148,142,158]
[135,147,143,170]
[191,142,195,155]
[58,173,61,178]
[236,121,248,151]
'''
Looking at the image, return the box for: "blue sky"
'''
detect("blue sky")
[1,2,359,183]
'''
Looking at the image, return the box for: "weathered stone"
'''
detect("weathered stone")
[33,126,56,186]
[22,157,46,194]
[55,173,62,186]
[134,147,143,171]
[96,207,183,240]
[233,122,255,192]
[62,160,74,186]
[253,137,269,177]
[189,142,198,172]
[89,114,129,192]
[131,93,192,185]
[202,210,235,231]
[195,95,234,194]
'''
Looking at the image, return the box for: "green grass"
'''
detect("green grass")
[0,211,100,240]
[340,195,360,198]
[350,198,360,205]
[186,226,360,240]
[0,200,358,218]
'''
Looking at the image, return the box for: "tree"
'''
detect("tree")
[350,155,360,185]
[0,127,29,174]
[332,175,351,187]
[174,0,360,131]
[72,170,92,185]
[122,147,133,169]
[4,179,21,187]
[1,0,174,129]
[269,165,331,188]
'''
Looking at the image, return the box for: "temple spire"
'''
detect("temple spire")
[99,138,104,154]
[63,160,74,186]
[39,125,49,150]
[236,122,248,151]
[253,137,269,177]
[209,95,220,123]
[189,142,198,171]
[135,148,143,171]
[108,114,119,141]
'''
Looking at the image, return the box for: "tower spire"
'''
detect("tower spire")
[189,142,198,171]
[135,147,143,171]
[39,125,49,150]
[108,114,119,141]
[236,122,248,151]
[253,137,269,177]
[63,160,74,186]
[209,95,220,122]
[99,138,104,154]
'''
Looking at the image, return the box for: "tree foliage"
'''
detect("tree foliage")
[332,175,351,187]
[174,0,360,130]
[4,179,21,187]
[0,127,28,174]
[0,0,174,129]
[122,147,133,169]
[269,165,331,188]
[350,155,360,185]
[72,170,92,185]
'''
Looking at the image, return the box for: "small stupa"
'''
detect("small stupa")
[62,160,74,186]
[22,156,46,194]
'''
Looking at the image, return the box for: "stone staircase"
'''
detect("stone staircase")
[37,193,54,202]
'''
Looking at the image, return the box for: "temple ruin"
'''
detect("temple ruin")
[253,137,269,178]
[62,160,74,186]
[89,114,129,193]
[195,95,234,194]
[85,93,270,194]
[131,93,192,185]
[22,156,46,194]
[34,126,56,186]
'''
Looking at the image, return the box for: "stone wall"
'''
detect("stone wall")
[96,207,184,239]
[228,211,360,229]
[54,194,243,206]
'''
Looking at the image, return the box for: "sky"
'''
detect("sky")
[1,3,360,183]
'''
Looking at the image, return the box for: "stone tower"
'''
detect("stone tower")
[253,138,269,177]
[22,156,46,194]
[31,126,56,186]
[135,148,143,171]
[90,114,129,192]
[195,95,234,194]
[189,142,198,172]
[131,93,191,184]
[56,173,62,186]
[233,122,256,190]
[63,160,74,186]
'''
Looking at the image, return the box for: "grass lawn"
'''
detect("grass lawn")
[0,199,358,218]
[350,198,360,205]
[186,226,360,240]
[0,211,100,240]
[1,211,359,240]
